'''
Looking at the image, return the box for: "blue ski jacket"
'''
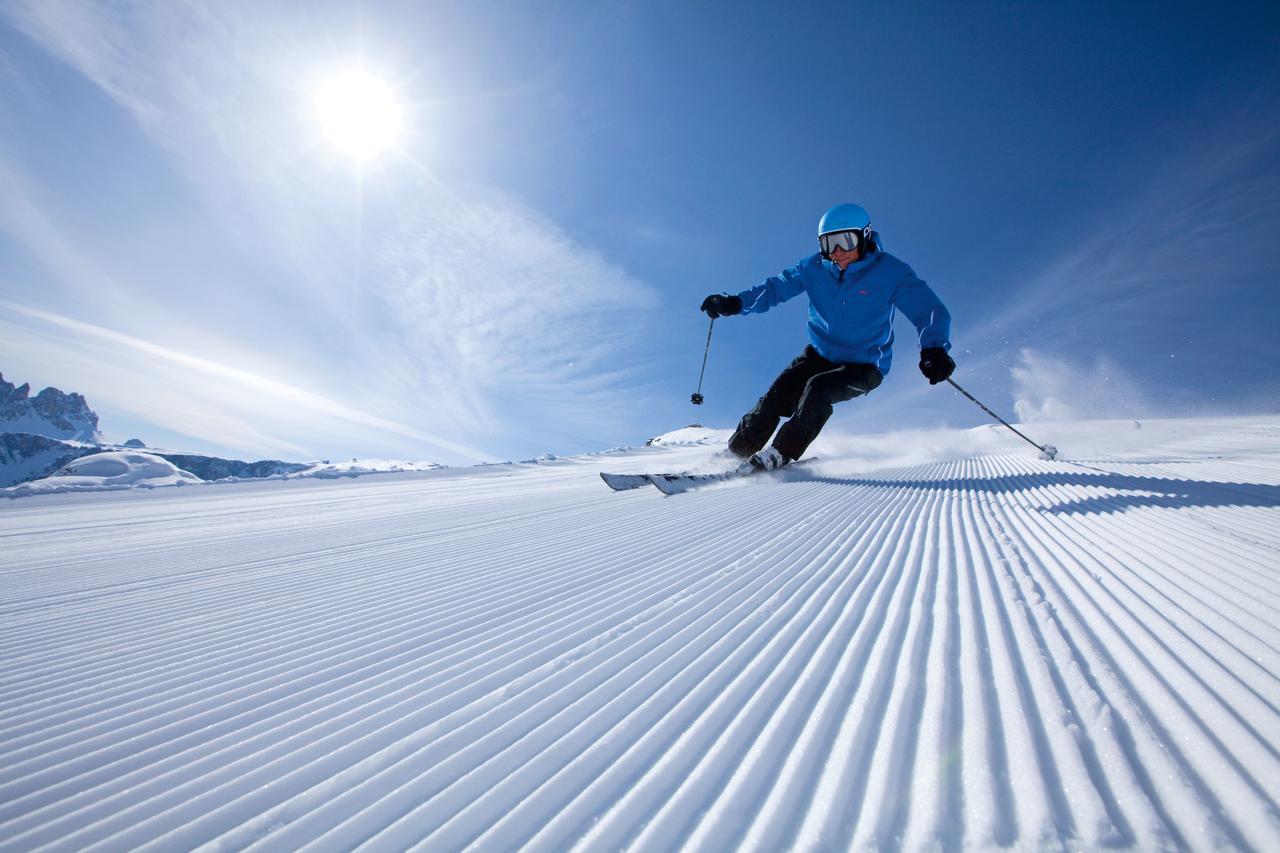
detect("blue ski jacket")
[733,233,951,376]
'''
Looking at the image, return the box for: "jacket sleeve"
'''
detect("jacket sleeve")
[735,261,806,315]
[892,269,952,350]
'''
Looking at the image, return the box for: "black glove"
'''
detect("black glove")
[700,294,742,318]
[919,347,955,385]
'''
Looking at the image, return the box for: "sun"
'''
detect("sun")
[314,69,404,162]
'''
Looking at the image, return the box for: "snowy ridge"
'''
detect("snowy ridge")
[1,418,1278,849]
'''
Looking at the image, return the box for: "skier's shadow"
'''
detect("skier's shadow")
[805,469,1280,515]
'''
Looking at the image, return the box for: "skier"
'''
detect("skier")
[700,203,954,471]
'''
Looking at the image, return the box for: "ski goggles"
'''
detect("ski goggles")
[819,229,862,256]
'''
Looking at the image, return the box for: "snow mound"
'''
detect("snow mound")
[3,450,202,496]
[291,459,448,479]
[645,425,731,447]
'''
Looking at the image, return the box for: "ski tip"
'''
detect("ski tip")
[648,474,690,496]
[600,471,653,492]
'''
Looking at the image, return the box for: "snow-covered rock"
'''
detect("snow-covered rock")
[0,372,101,442]
[0,433,99,487]
[4,450,201,496]
[157,453,309,481]
[0,382,314,487]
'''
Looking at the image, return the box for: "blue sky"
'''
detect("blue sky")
[1,1,1277,464]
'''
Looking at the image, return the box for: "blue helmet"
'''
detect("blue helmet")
[817,203,872,257]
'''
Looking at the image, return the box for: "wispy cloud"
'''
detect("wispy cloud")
[374,191,658,426]
[0,160,131,307]
[974,89,1280,358]
[0,0,664,459]
[0,301,490,459]
[938,83,1280,427]
[823,86,1280,436]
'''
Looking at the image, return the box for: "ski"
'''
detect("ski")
[646,469,741,495]
[600,458,818,493]
[600,467,715,491]
[645,458,818,495]
[599,471,659,491]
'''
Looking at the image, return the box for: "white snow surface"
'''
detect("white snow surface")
[2,453,450,495]
[646,425,725,446]
[289,459,448,480]
[2,415,1279,850]
[4,450,202,496]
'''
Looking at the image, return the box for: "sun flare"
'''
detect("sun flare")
[314,69,404,162]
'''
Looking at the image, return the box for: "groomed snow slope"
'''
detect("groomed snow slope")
[2,417,1279,851]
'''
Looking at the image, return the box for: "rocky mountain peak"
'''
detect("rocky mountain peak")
[0,371,102,442]
[1,374,32,404]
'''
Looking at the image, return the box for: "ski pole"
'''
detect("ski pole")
[946,378,1059,460]
[691,317,715,405]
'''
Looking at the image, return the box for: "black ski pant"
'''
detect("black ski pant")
[728,345,883,461]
